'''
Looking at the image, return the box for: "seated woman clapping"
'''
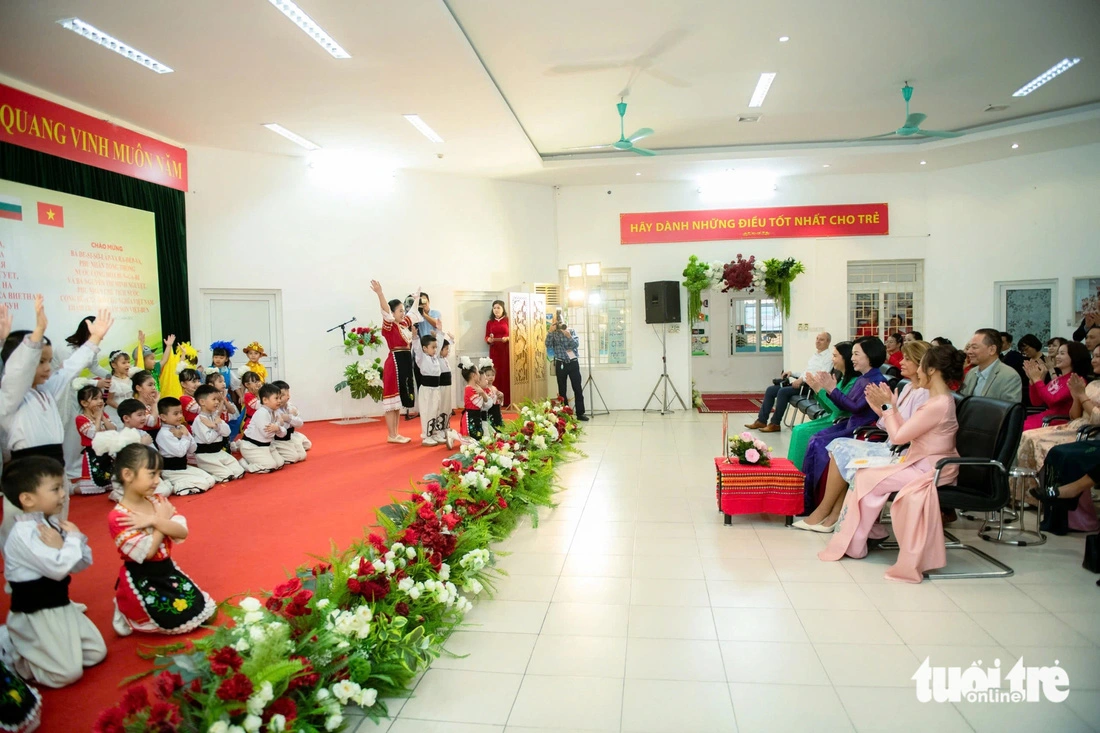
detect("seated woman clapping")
[819,344,967,583]
[793,340,931,532]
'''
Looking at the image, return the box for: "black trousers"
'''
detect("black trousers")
[555,359,585,417]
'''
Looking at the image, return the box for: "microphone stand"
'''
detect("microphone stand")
[327,317,356,340]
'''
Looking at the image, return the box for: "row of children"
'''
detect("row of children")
[0,299,311,731]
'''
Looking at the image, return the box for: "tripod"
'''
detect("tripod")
[644,324,687,414]
[581,305,609,416]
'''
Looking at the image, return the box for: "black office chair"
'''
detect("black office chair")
[1035,423,1100,535]
[928,396,1025,579]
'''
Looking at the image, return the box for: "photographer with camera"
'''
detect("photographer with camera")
[545,311,588,421]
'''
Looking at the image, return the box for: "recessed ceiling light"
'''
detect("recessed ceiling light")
[635,172,641,176]
[1012,57,1080,97]
[778,36,790,42]
[748,73,777,107]
[403,115,444,143]
[920,160,927,165]
[1011,143,1019,149]
[262,123,320,150]
[267,0,351,58]
[57,18,173,73]
[822,164,830,168]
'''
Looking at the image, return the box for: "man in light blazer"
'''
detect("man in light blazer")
[961,328,1023,403]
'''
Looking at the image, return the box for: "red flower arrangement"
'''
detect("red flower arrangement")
[344,325,383,355]
[721,254,757,292]
[216,673,254,703]
[208,646,244,676]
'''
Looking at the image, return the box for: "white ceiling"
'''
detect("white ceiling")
[1,0,1099,186]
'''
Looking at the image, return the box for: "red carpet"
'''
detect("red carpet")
[0,419,452,732]
[698,393,765,413]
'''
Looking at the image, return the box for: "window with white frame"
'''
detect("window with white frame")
[561,268,631,366]
[730,296,784,354]
[847,260,924,340]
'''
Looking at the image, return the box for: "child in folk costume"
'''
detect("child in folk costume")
[154,398,216,496]
[133,332,175,391]
[241,342,268,384]
[176,369,203,428]
[239,371,262,435]
[51,317,110,485]
[369,280,417,444]
[270,381,306,462]
[104,349,138,426]
[130,371,162,442]
[209,341,244,438]
[205,373,242,453]
[0,299,114,546]
[438,338,456,446]
[190,385,245,482]
[281,381,311,452]
[158,341,204,401]
[94,402,172,502]
[410,334,450,448]
[108,444,215,636]
[239,384,286,473]
[458,358,492,442]
[481,362,505,431]
[74,385,115,496]
[1,457,107,687]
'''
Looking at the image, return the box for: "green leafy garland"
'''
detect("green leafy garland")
[94,400,582,733]
[681,255,711,321]
[762,258,806,318]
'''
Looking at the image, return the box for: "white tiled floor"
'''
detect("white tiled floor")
[357,410,1100,733]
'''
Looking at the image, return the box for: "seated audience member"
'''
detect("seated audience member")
[1045,337,1068,376]
[931,337,952,347]
[1085,326,1100,367]
[794,340,931,532]
[1023,341,1092,430]
[746,331,832,433]
[1017,334,1043,361]
[1018,344,1100,532]
[787,342,860,467]
[1030,438,1100,535]
[904,331,923,343]
[1072,311,1098,342]
[800,336,887,515]
[819,344,966,582]
[960,329,1022,402]
[885,333,904,369]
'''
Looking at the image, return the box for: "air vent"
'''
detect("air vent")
[738,114,761,123]
[984,104,1009,113]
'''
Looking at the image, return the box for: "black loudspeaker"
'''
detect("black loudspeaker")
[644,280,681,324]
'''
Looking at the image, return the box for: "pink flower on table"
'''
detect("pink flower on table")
[745,448,760,464]
[740,431,754,441]
[753,439,768,452]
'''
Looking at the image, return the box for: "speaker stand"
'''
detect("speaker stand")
[644,324,687,414]
[582,305,609,417]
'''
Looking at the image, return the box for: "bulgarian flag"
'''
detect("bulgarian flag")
[0,194,21,222]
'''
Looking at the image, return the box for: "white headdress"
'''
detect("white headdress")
[478,357,494,370]
[458,355,475,370]
[92,427,146,457]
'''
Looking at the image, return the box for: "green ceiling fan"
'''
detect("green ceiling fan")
[863,83,962,139]
[564,98,656,156]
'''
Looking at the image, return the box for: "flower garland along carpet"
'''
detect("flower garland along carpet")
[92,400,581,733]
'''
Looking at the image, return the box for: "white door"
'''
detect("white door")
[997,279,1057,343]
[202,290,283,380]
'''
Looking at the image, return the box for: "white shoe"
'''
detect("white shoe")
[422,437,438,446]
[792,519,833,533]
[388,435,412,444]
[112,601,133,637]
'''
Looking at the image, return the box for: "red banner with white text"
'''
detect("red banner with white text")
[620,203,888,244]
[0,83,187,191]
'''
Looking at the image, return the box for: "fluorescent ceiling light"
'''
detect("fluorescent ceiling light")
[1011,143,1019,149]
[57,18,173,73]
[262,123,320,150]
[920,160,926,165]
[778,36,790,42]
[822,164,830,168]
[403,114,444,143]
[1012,57,1080,97]
[697,170,777,200]
[267,0,350,58]
[748,73,776,108]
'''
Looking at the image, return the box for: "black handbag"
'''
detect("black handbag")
[1084,533,1100,574]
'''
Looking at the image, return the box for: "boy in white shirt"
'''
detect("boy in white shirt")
[239,384,285,473]
[154,397,215,496]
[272,380,311,453]
[190,385,245,482]
[411,334,447,447]
[270,380,305,464]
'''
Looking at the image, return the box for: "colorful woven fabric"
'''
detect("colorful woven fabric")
[715,457,805,517]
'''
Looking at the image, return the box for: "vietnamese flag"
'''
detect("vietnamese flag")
[37,202,64,227]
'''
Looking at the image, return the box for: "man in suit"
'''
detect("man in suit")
[961,329,1023,402]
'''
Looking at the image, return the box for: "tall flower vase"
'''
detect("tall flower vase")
[329,345,378,425]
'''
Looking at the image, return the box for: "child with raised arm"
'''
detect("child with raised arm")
[239,384,286,473]
[411,334,446,447]
[1,456,106,687]
[369,280,416,444]
[108,444,215,635]
[0,298,114,545]
[190,385,245,482]
[154,398,215,496]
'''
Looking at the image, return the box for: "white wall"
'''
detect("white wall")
[185,147,558,420]
[555,144,1100,410]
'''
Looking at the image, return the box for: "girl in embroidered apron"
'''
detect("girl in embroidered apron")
[369,280,417,444]
[107,444,215,636]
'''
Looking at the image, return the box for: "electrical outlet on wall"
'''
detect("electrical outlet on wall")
[668,324,680,334]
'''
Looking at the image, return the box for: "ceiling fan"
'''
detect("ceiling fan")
[863,83,963,139]
[548,29,692,97]
[563,99,656,156]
